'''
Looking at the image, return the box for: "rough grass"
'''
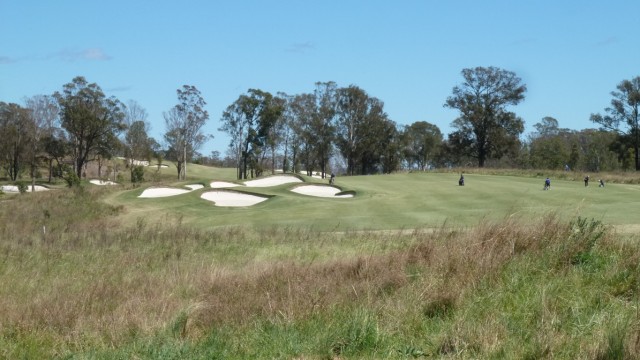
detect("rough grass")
[2,186,640,358]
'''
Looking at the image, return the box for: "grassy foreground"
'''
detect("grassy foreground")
[1,184,640,358]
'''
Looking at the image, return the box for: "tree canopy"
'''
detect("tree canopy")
[164,85,210,180]
[53,76,125,178]
[590,76,640,170]
[445,66,526,167]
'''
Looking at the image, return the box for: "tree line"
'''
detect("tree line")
[217,67,640,178]
[0,76,209,186]
[1,68,639,186]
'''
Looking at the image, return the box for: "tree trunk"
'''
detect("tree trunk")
[477,142,486,168]
[635,112,639,171]
[48,158,53,183]
[31,164,36,192]
[182,143,187,180]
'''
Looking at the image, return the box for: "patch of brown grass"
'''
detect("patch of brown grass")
[0,187,622,357]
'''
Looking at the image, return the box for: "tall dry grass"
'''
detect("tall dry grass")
[1,187,640,358]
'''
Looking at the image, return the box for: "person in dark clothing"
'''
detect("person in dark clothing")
[544,177,551,190]
[599,179,605,187]
[458,174,465,186]
[329,172,335,185]
[584,175,590,187]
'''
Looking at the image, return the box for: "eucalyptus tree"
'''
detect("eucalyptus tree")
[277,93,296,173]
[0,102,31,181]
[527,117,572,170]
[590,76,640,170]
[402,121,443,170]
[335,85,392,175]
[24,95,58,189]
[445,66,526,167]
[164,85,210,180]
[219,89,281,179]
[264,93,292,174]
[533,116,561,138]
[54,76,126,178]
[122,100,149,165]
[368,116,402,174]
[335,85,368,175]
[254,91,285,175]
[311,81,338,178]
[287,93,317,175]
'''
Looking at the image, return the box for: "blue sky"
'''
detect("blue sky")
[2,1,639,156]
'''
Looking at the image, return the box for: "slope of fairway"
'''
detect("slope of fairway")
[108,171,640,231]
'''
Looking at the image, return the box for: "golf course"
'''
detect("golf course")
[2,165,640,359]
[105,163,640,232]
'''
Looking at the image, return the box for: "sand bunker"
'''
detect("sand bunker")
[1,185,49,193]
[244,175,302,187]
[138,187,191,198]
[299,171,323,179]
[138,184,205,198]
[90,179,118,186]
[290,185,353,198]
[201,190,268,207]
[184,184,204,190]
[210,181,241,188]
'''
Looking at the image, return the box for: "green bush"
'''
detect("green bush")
[63,170,81,188]
[131,165,145,185]
[15,182,28,194]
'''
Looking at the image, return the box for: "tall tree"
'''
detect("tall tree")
[335,85,392,175]
[335,86,392,175]
[276,93,296,173]
[528,117,571,170]
[54,76,125,178]
[287,93,316,175]
[164,85,210,180]
[219,89,280,179]
[533,116,561,138]
[0,102,31,181]
[590,76,640,170]
[335,85,368,175]
[262,94,286,175]
[24,95,58,190]
[312,82,338,178]
[402,121,443,170]
[122,100,149,166]
[445,66,526,167]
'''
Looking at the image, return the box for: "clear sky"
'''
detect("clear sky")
[2,1,639,156]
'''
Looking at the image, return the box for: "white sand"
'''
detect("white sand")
[210,181,241,188]
[1,185,49,192]
[138,187,191,198]
[290,185,353,198]
[185,184,204,190]
[200,190,268,207]
[90,179,118,186]
[244,175,302,187]
[298,171,323,179]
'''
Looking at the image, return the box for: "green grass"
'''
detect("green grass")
[2,168,640,358]
[106,170,640,231]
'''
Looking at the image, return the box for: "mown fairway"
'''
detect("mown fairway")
[108,168,640,231]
